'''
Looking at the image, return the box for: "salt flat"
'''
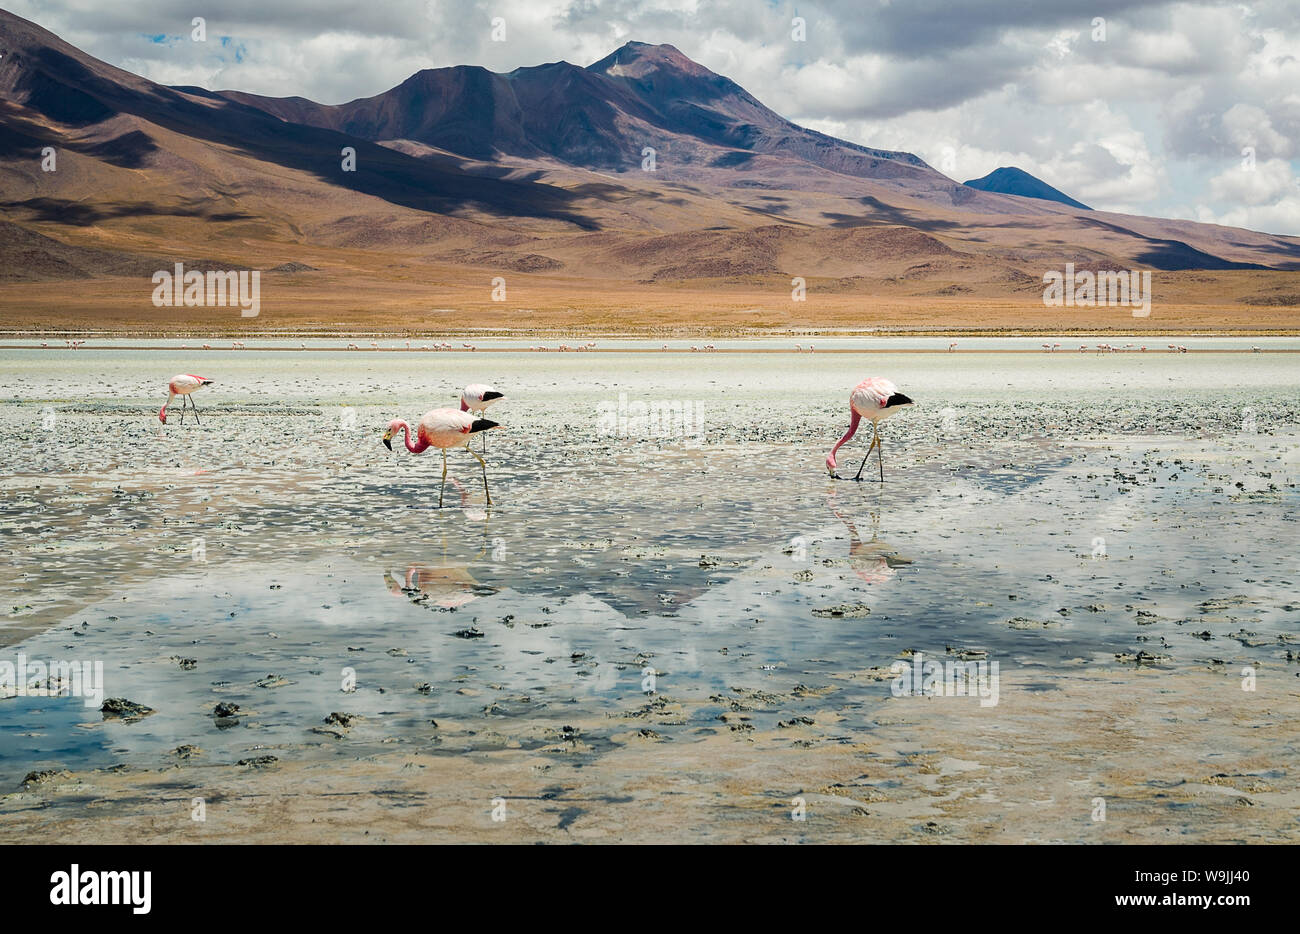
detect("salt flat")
[1,344,1296,842]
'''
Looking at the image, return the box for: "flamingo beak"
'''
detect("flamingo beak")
[382,431,393,451]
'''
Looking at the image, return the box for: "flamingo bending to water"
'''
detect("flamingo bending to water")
[826,377,914,482]
[460,383,505,451]
[382,409,500,507]
[159,374,212,424]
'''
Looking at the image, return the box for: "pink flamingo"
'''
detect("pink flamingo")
[826,377,914,482]
[460,383,506,451]
[159,374,212,424]
[382,409,500,507]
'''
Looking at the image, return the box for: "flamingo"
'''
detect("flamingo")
[460,383,506,451]
[159,374,212,425]
[382,409,500,507]
[948,342,957,352]
[826,377,914,482]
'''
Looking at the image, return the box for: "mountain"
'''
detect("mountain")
[1,9,1298,334]
[964,166,1091,210]
[217,40,960,192]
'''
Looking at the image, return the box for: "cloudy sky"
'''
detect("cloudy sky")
[10,0,1300,234]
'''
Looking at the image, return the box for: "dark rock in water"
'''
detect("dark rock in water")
[22,768,69,787]
[254,673,291,688]
[237,755,278,768]
[778,716,815,728]
[415,683,433,694]
[812,602,871,618]
[453,628,484,639]
[324,711,358,728]
[172,745,202,759]
[101,697,155,720]
[213,702,241,718]
[174,657,198,670]
[1005,617,1059,630]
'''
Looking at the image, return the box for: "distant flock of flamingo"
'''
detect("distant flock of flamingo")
[40,340,1263,354]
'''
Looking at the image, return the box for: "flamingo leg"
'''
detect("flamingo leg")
[189,395,201,426]
[466,445,492,506]
[439,448,448,508]
[853,425,879,481]
[178,394,187,425]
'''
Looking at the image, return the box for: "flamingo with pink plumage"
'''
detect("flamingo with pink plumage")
[159,374,213,425]
[460,383,505,451]
[826,377,914,482]
[382,409,500,507]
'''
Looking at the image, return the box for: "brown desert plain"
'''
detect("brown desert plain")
[1,10,1298,336]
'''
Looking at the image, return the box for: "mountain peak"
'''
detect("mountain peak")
[964,166,1091,211]
[588,41,714,79]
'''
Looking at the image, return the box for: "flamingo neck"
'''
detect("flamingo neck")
[399,421,429,453]
[459,399,469,412]
[827,410,861,470]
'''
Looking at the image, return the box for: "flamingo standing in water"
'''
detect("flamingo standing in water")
[382,409,500,507]
[826,377,914,482]
[159,374,213,424]
[460,383,505,451]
